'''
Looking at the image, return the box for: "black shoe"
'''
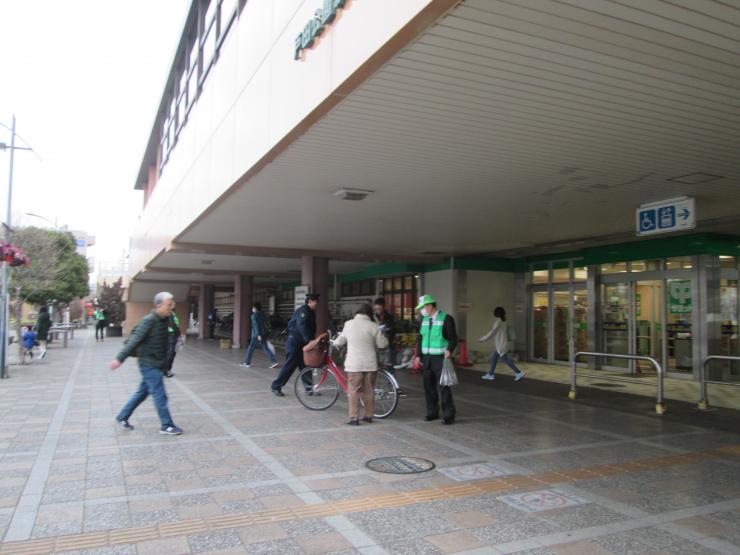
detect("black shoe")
[442,419,454,425]
[118,420,134,431]
[272,389,285,397]
[347,419,360,426]
[361,417,373,424]
[164,371,175,378]
[424,415,438,422]
[160,424,183,435]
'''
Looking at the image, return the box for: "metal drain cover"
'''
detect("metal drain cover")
[591,382,626,388]
[366,456,435,474]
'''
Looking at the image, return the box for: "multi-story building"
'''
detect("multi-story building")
[126,0,740,387]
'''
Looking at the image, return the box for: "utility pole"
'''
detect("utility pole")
[0,116,33,379]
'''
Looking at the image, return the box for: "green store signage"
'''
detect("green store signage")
[669,280,692,314]
[294,0,346,60]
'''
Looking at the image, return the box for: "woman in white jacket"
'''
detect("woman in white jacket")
[333,304,388,425]
[479,307,525,382]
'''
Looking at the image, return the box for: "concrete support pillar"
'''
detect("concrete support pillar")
[198,284,215,340]
[301,256,329,334]
[232,275,253,349]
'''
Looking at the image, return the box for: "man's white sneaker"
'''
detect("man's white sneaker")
[269,362,279,369]
[515,372,525,382]
[481,374,495,380]
[240,363,250,368]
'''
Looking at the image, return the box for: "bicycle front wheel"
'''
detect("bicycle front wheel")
[295,367,340,410]
[373,369,399,419]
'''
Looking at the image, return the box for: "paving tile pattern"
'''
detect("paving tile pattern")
[0,331,738,554]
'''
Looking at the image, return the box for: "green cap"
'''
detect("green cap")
[415,294,436,310]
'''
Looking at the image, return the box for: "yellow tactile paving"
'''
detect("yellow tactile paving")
[1,445,737,554]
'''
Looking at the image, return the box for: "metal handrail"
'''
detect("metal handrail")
[569,351,666,415]
[699,355,740,410]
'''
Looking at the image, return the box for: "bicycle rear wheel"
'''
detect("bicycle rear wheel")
[373,369,399,418]
[295,367,340,410]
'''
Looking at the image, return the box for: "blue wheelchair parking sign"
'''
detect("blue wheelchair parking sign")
[639,209,656,232]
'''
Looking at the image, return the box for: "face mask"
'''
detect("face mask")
[252,308,257,313]
[420,308,429,317]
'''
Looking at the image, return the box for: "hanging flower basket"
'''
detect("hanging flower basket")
[0,241,30,267]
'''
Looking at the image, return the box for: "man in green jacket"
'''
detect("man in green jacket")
[109,292,183,435]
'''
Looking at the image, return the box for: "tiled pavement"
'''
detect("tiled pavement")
[0,331,738,554]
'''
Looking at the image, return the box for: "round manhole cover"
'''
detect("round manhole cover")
[366,456,435,474]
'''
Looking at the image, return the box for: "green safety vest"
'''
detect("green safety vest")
[168,312,180,333]
[420,311,449,356]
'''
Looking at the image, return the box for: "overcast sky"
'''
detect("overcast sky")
[0,0,190,272]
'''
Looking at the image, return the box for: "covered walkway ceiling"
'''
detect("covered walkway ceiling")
[134,0,740,290]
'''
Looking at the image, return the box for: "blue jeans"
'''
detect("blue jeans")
[488,352,523,376]
[116,366,174,427]
[243,337,277,364]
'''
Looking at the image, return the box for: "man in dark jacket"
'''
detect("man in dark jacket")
[109,292,183,435]
[373,297,395,366]
[413,295,458,425]
[240,302,279,369]
[270,293,320,396]
[35,306,51,359]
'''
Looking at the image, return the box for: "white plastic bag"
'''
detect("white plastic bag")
[440,358,458,387]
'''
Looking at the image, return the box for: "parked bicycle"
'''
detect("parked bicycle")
[294,334,400,418]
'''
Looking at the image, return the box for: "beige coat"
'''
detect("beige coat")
[333,314,388,372]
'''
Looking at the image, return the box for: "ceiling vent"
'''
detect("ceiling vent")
[333,188,374,201]
[667,173,723,185]
[201,259,214,265]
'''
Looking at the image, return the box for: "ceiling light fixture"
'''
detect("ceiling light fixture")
[201,259,214,265]
[333,188,374,201]
[666,173,724,185]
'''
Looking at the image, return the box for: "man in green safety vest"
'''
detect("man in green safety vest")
[413,295,458,425]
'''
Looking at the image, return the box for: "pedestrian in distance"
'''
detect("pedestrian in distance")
[22,325,38,362]
[94,307,107,342]
[413,295,458,425]
[479,306,525,382]
[333,303,388,425]
[109,292,183,435]
[270,293,321,396]
[207,308,218,339]
[35,306,50,359]
[240,302,279,369]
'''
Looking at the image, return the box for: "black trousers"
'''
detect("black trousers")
[271,336,310,392]
[95,321,106,340]
[422,355,455,421]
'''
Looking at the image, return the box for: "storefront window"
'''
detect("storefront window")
[720,256,737,269]
[601,283,630,368]
[573,289,588,353]
[379,276,417,321]
[667,278,692,372]
[720,278,738,360]
[532,270,548,284]
[573,267,587,281]
[631,260,662,272]
[601,262,628,274]
[666,256,693,270]
[552,268,570,283]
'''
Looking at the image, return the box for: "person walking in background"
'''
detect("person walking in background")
[207,308,219,339]
[35,306,50,359]
[109,292,183,435]
[270,293,320,396]
[479,306,525,382]
[241,302,279,369]
[94,307,108,342]
[413,295,458,425]
[334,303,388,425]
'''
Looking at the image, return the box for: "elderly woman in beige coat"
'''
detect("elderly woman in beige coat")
[333,303,388,425]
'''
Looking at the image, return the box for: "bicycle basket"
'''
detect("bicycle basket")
[303,339,328,367]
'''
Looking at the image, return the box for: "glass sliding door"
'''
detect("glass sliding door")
[573,289,588,354]
[532,291,549,360]
[666,278,693,373]
[553,290,570,362]
[601,283,630,368]
[634,280,663,373]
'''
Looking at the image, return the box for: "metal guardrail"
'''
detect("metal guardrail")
[699,355,740,410]
[569,351,666,415]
